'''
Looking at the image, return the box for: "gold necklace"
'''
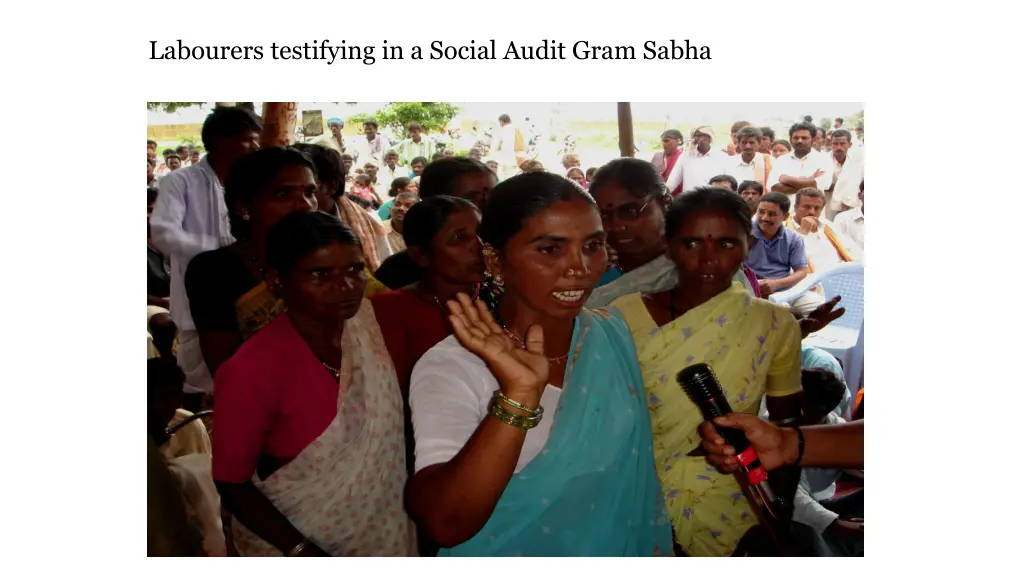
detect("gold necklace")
[500,324,571,365]
[320,359,341,380]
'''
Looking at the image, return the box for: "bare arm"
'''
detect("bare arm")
[216,481,328,556]
[700,415,864,472]
[406,388,539,547]
[407,295,550,548]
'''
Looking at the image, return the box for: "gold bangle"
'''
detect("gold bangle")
[489,399,542,429]
[286,539,309,557]
[493,391,544,417]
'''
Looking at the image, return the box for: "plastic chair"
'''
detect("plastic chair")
[769,263,864,398]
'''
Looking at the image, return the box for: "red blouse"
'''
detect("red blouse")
[370,289,450,397]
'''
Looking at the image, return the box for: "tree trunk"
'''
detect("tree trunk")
[260,102,298,147]
[617,103,634,158]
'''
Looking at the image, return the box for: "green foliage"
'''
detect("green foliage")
[346,113,376,126]
[373,102,460,138]
[819,117,832,134]
[147,102,207,113]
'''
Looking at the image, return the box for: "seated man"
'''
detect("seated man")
[708,174,738,192]
[787,188,863,274]
[747,192,821,316]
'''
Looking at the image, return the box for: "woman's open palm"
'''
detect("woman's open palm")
[446,293,549,395]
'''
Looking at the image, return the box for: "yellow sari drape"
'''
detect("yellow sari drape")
[608,283,802,556]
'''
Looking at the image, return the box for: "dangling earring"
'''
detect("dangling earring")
[493,274,504,287]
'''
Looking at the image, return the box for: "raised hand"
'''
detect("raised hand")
[800,295,845,338]
[446,293,549,398]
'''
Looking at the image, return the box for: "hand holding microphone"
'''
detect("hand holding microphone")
[677,363,778,507]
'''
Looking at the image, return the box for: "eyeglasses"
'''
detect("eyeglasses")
[600,198,653,224]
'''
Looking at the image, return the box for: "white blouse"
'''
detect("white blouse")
[409,335,562,474]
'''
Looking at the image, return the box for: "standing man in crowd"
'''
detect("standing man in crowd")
[766,121,833,211]
[676,125,726,191]
[396,122,435,166]
[149,106,261,411]
[738,180,764,216]
[378,149,403,194]
[724,126,773,189]
[825,129,854,218]
[354,120,386,162]
[492,113,526,180]
[316,117,347,156]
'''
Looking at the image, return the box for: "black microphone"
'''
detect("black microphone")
[678,363,778,509]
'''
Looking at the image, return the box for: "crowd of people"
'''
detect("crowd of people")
[147,106,865,557]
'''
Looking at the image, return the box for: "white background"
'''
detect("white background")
[0,0,1019,570]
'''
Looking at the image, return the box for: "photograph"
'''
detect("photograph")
[146,101,865,557]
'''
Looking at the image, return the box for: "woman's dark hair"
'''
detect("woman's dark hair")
[410,156,428,167]
[664,186,753,241]
[389,177,412,197]
[224,147,317,239]
[419,157,493,200]
[661,129,683,141]
[403,195,479,252]
[373,251,423,289]
[790,121,817,138]
[201,106,262,152]
[480,172,595,251]
[760,127,776,141]
[760,191,791,214]
[148,357,184,399]
[738,180,764,195]
[588,157,666,201]
[773,139,793,152]
[292,143,345,199]
[265,210,361,277]
[801,368,846,415]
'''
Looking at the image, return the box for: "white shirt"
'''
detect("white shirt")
[149,158,235,331]
[795,220,863,272]
[493,123,518,166]
[831,145,864,210]
[832,207,864,250]
[410,335,562,474]
[673,149,727,192]
[352,134,386,163]
[723,154,765,186]
[377,163,404,196]
[766,150,833,196]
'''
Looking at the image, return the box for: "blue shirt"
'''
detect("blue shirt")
[746,225,808,280]
[596,267,622,288]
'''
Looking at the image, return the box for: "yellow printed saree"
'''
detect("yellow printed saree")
[608,283,802,556]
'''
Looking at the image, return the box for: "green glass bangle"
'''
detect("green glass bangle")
[493,391,544,417]
[489,398,542,429]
